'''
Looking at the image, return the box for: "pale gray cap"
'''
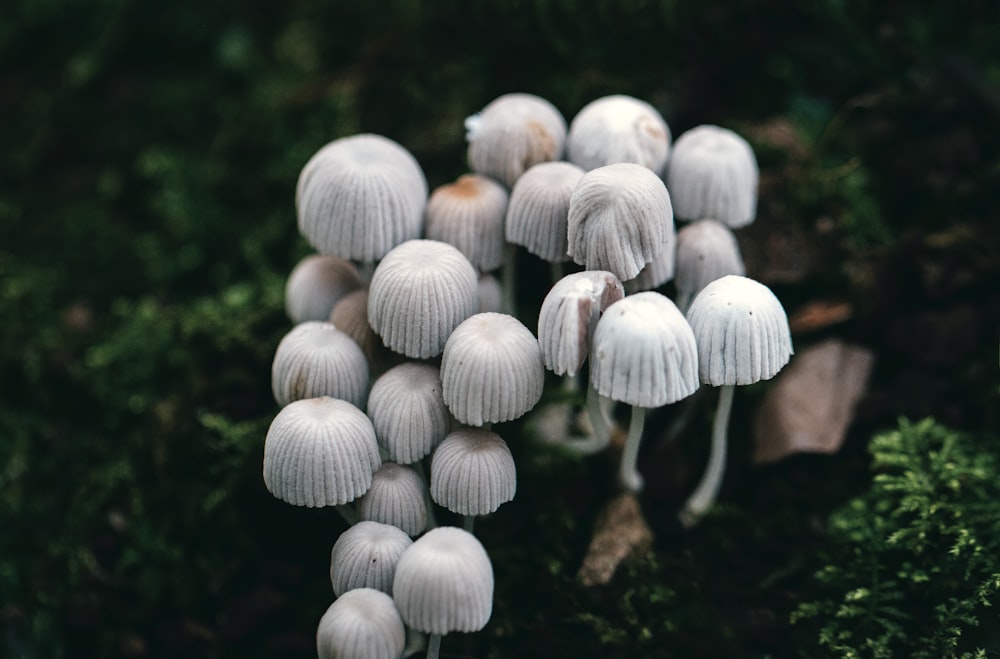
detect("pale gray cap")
[329,520,413,596]
[329,288,381,366]
[566,95,671,174]
[367,362,450,464]
[625,235,677,293]
[537,270,625,376]
[357,462,428,537]
[430,428,516,517]
[505,161,585,262]
[441,312,544,426]
[367,240,479,359]
[284,254,362,324]
[665,125,759,228]
[296,134,428,262]
[675,218,745,305]
[567,163,674,281]
[263,397,381,507]
[590,292,700,407]
[316,588,405,659]
[271,321,370,409]
[686,275,792,386]
[465,93,567,188]
[392,526,494,635]
[425,174,509,273]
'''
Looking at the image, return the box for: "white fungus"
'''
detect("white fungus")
[430,428,516,517]
[329,520,414,597]
[316,588,405,659]
[566,95,671,174]
[271,321,370,409]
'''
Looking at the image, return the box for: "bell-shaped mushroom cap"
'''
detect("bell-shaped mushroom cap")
[686,275,792,386]
[566,95,672,174]
[271,322,370,409]
[625,235,677,294]
[328,288,383,366]
[357,462,428,537]
[330,520,414,596]
[465,93,567,188]
[367,240,479,359]
[505,161,585,262]
[263,397,381,507]
[665,124,759,228]
[425,174,509,273]
[567,163,674,281]
[537,270,625,376]
[296,133,428,262]
[675,218,745,306]
[430,428,516,517]
[367,362,450,464]
[392,526,494,635]
[284,254,362,324]
[591,292,700,407]
[477,273,503,313]
[317,588,405,659]
[441,312,545,426]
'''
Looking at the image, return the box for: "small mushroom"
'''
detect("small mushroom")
[284,254,362,324]
[566,95,672,174]
[430,427,516,532]
[357,462,429,537]
[624,236,677,294]
[674,218,745,312]
[329,520,413,596]
[665,125,759,228]
[425,173,509,273]
[316,588,405,659]
[271,321,369,409]
[329,288,383,367]
[505,161,585,264]
[367,362,450,465]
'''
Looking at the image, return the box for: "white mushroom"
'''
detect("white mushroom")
[505,161,584,264]
[425,174,509,273]
[357,462,429,537]
[316,588,405,659]
[329,520,413,596]
[270,321,369,409]
[566,95,671,174]
[674,218,746,313]
[430,428,516,531]
[367,362,450,465]
[284,254,362,324]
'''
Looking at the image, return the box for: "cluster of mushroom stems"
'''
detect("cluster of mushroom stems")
[265,92,793,658]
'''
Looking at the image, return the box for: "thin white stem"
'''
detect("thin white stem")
[681,384,734,527]
[619,405,647,492]
[334,503,357,527]
[412,461,437,531]
[580,382,611,454]
[502,242,517,316]
[463,514,476,534]
[426,633,443,659]
[549,259,564,288]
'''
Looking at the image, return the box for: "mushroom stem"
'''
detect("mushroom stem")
[335,503,358,527]
[681,384,734,527]
[463,514,476,534]
[676,290,693,316]
[582,382,612,453]
[357,260,375,286]
[502,242,517,315]
[619,404,647,492]
[549,260,564,288]
[426,633,443,659]
[412,461,438,531]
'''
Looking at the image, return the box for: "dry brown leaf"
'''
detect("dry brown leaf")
[577,492,653,587]
[788,300,853,333]
[753,339,874,464]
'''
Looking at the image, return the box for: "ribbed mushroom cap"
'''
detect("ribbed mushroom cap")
[566,95,671,174]
[686,275,792,386]
[330,520,414,596]
[465,93,567,188]
[367,240,479,359]
[263,397,381,507]
[392,526,494,635]
[477,273,503,313]
[430,428,516,517]
[537,271,625,376]
[271,322,370,409]
[665,125,759,228]
[285,254,362,324]
[441,312,544,426]
[675,219,745,304]
[567,163,674,281]
[505,161,585,262]
[296,133,428,262]
[328,288,381,366]
[367,362,449,464]
[425,174,509,273]
[316,588,405,659]
[625,236,677,293]
[591,292,699,407]
[357,462,428,537]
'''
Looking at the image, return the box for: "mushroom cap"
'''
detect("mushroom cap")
[441,312,545,426]
[505,161,585,262]
[263,397,381,507]
[537,270,625,376]
[566,163,675,281]
[367,240,479,359]
[686,275,792,386]
[566,95,671,174]
[330,520,414,596]
[357,462,428,537]
[590,292,700,407]
[392,526,494,635]
[624,235,677,293]
[316,588,405,659]
[665,125,759,228]
[367,362,450,464]
[329,288,381,366]
[430,428,516,517]
[465,93,567,188]
[674,218,745,303]
[425,174,509,273]
[296,134,428,262]
[284,254,362,324]
[271,321,370,408]
[477,273,503,313]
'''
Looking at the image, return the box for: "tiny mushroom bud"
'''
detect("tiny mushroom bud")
[284,254,362,324]
[505,161,585,264]
[316,588,405,659]
[329,520,413,596]
[357,462,428,537]
[425,174,509,273]
[271,321,369,409]
[665,125,759,228]
[566,94,672,174]
[465,93,567,188]
[674,218,746,312]
[367,362,450,465]
[430,428,516,530]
